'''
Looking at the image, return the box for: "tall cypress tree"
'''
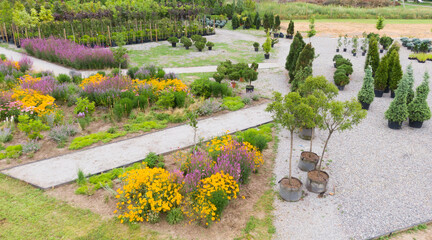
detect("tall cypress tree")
[365,37,380,76]
[286,32,305,81]
[291,43,315,90]
[254,12,260,30]
[374,56,388,91]
[389,50,403,92]
[408,72,431,123]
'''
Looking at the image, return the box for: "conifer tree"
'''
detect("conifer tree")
[232,14,239,30]
[389,50,403,92]
[408,72,431,123]
[287,20,295,37]
[365,37,380,76]
[358,66,375,105]
[254,12,260,29]
[291,43,315,90]
[286,32,305,81]
[376,16,385,31]
[385,74,409,125]
[405,65,415,105]
[374,55,388,91]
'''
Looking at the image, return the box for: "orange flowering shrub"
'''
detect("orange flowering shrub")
[115,167,183,223]
[79,73,108,89]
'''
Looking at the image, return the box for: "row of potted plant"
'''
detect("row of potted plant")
[401,38,432,53]
[266,76,366,201]
[214,60,259,92]
[333,55,353,90]
[408,53,432,63]
[168,35,215,52]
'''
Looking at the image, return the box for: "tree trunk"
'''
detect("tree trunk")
[317,131,333,171]
[309,128,314,152]
[289,129,294,184]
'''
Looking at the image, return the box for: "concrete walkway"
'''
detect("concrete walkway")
[1,104,272,189]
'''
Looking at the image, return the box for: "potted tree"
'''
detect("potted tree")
[336,35,342,52]
[373,57,388,97]
[271,38,279,48]
[361,37,368,56]
[365,37,380,77]
[253,42,259,52]
[357,66,375,110]
[195,41,205,52]
[273,15,281,38]
[333,69,349,90]
[287,20,294,39]
[182,38,192,50]
[343,34,349,52]
[263,34,271,59]
[385,74,409,129]
[206,42,214,50]
[297,76,339,171]
[286,32,306,82]
[244,68,258,93]
[168,37,179,47]
[307,99,367,193]
[266,92,315,201]
[389,50,403,98]
[352,36,358,56]
[407,72,431,128]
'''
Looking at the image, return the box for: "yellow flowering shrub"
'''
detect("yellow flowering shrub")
[206,134,264,170]
[19,75,40,86]
[11,88,56,117]
[115,167,183,223]
[79,73,107,89]
[133,78,188,94]
[185,171,239,226]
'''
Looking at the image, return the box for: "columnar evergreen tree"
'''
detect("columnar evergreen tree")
[307,16,316,39]
[365,37,380,76]
[263,13,274,33]
[388,50,403,92]
[385,74,409,125]
[286,32,305,81]
[408,72,431,123]
[405,65,415,105]
[254,12,261,29]
[287,20,295,36]
[358,66,375,105]
[274,15,281,32]
[374,56,388,91]
[232,14,240,30]
[291,43,315,90]
[376,16,385,31]
[244,13,252,29]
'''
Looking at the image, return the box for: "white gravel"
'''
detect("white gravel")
[272,36,432,240]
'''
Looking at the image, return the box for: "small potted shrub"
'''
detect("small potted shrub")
[373,57,388,97]
[407,72,431,128]
[333,69,349,90]
[195,41,205,52]
[263,35,271,59]
[336,35,342,52]
[287,20,294,39]
[253,42,259,52]
[250,62,259,71]
[385,75,409,129]
[307,99,366,193]
[357,66,375,110]
[168,37,179,47]
[361,37,368,56]
[181,37,192,50]
[244,68,258,93]
[266,92,315,202]
[343,34,349,52]
[352,36,358,56]
[213,72,224,83]
[271,38,278,48]
[339,64,353,76]
[206,42,214,50]
[333,54,343,68]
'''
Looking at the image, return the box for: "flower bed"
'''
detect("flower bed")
[21,38,124,70]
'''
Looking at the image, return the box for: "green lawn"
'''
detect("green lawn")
[129,40,265,68]
[0,174,167,240]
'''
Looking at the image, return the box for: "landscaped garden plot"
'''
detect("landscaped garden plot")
[128,40,266,68]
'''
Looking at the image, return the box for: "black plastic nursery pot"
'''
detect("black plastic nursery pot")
[360,101,370,110]
[343,48,347,52]
[362,52,366,56]
[336,85,345,91]
[306,170,329,193]
[374,89,384,97]
[353,53,357,57]
[334,63,337,68]
[273,33,279,38]
[384,86,390,93]
[271,44,274,48]
[299,128,314,140]
[298,151,319,172]
[279,177,303,202]
[185,46,190,50]
[388,120,402,129]
[380,49,384,53]
[246,85,254,93]
[418,60,426,63]
[391,90,396,98]
[288,35,293,39]
[264,53,270,59]
[408,119,423,128]
[172,43,177,47]
[208,47,212,50]
[336,48,340,52]
[254,47,258,52]
[198,49,202,52]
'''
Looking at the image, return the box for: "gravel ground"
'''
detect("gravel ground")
[272,36,432,240]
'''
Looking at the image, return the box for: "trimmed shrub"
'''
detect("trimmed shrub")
[358,66,375,104]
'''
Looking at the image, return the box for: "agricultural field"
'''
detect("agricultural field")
[0,0,432,239]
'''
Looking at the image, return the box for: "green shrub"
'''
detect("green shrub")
[127,67,139,78]
[339,64,353,75]
[213,72,224,83]
[57,74,71,83]
[195,41,205,51]
[77,169,87,186]
[191,78,212,98]
[167,208,184,225]
[181,37,192,48]
[17,115,50,140]
[69,131,127,150]
[74,97,96,116]
[334,70,349,86]
[174,91,187,108]
[206,42,214,48]
[123,120,166,133]
[222,96,245,111]
[0,144,23,160]
[408,72,431,122]
[97,71,106,76]
[156,91,176,109]
[168,37,179,44]
[358,66,375,104]
[143,152,165,168]
[133,95,149,110]
[374,57,388,91]
[113,103,124,122]
[119,98,134,117]
[236,124,273,152]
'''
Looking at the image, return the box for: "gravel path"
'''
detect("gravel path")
[272,36,432,240]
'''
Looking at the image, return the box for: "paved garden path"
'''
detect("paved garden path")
[1,104,272,189]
